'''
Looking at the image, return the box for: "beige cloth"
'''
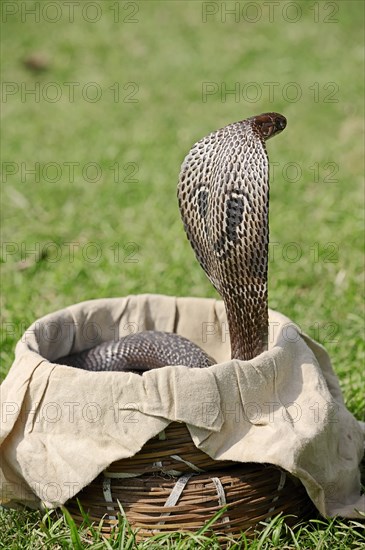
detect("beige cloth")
[0,294,364,517]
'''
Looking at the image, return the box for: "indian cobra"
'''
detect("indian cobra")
[56,112,286,371]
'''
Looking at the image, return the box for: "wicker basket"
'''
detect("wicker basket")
[105,422,237,477]
[66,422,315,537]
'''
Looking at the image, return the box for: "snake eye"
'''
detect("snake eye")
[250,113,287,140]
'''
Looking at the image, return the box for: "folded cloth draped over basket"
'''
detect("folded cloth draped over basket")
[1,294,364,517]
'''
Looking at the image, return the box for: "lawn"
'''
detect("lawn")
[1,0,364,547]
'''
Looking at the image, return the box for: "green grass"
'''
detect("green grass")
[1,507,364,550]
[1,0,364,547]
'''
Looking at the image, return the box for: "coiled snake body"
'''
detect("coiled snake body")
[57,113,286,371]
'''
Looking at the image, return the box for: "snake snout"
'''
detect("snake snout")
[274,114,287,132]
[251,112,287,140]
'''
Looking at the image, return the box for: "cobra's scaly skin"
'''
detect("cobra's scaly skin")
[57,331,213,372]
[56,113,286,371]
[178,113,286,360]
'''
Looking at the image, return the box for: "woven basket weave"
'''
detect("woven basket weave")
[105,422,237,476]
[66,422,315,537]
